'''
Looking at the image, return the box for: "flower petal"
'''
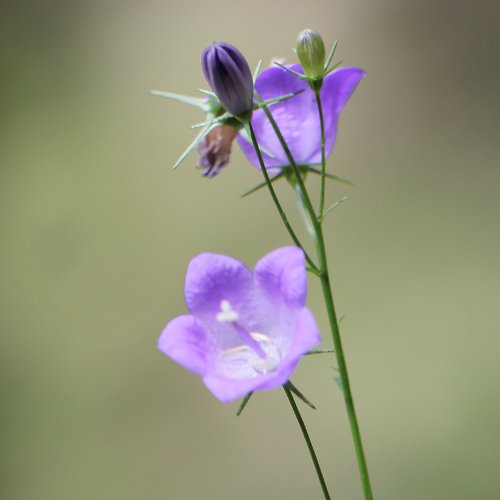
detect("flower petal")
[254,246,307,309]
[282,307,322,362]
[313,67,365,162]
[203,372,277,403]
[184,253,254,325]
[158,315,213,376]
[237,64,312,168]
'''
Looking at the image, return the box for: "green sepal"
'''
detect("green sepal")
[196,88,217,98]
[150,90,208,110]
[324,60,344,76]
[172,121,218,170]
[190,112,232,129]
[323,40,339,73]
[253,59,263,83]
[284,381,316,410]
[238,127,275,158]
[273,61,307,80]
[255,89,304,110]
[236,392,253,416]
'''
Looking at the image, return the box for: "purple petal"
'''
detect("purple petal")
[282,307,321,362]
[184,253,257,332]
[312,67,365,162]
[237,64,365,168]
[237,65,311,168]
[203,372,278,403]
[158,315,213,376]
[254,246,306,309]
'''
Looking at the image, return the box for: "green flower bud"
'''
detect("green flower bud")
[296,29,326,80]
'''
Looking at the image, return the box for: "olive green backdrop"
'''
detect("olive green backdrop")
[1,0,499,499]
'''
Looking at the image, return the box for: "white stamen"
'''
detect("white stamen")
[219,332,282,375]
[216,299,239,323]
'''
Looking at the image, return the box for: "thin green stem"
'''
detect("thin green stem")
[256,101,374,499]
[315,90,327,219]
[245,122,319,273]
[283,385,331,500]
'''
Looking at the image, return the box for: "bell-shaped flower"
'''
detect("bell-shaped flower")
[237,64,365,169]
[158,246,321,403]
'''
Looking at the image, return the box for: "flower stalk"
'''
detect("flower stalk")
[284,385,331,500]
[245,121,319,273]
[315,90,327,219]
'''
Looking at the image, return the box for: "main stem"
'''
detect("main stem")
[318,245,373,500]
[257,102,374,499]
[284,386,331,500]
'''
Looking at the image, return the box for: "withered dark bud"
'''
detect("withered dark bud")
[197,125,239,177]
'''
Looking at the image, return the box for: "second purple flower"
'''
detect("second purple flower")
[238,64,365,169]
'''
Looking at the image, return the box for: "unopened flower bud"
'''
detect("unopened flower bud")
[201,42,254,118]
[296,29,326,80]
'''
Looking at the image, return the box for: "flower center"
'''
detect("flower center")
[216,300,281,375]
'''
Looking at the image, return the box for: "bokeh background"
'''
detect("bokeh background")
[1,0,499,498]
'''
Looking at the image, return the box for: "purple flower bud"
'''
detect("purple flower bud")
[201,43,254,117]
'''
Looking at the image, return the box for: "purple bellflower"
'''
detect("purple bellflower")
[201,43,254,118]
[158,246,321,403]
[237,64,365,169]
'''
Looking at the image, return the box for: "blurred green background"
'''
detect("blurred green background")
[1,0,499,499]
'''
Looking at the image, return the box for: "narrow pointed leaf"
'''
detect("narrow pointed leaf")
[305,348,335,355]
[306,265,322,277]
[320,196,348,222]
[236,392,253,416]
[303,166,354,185]
[241,172,284,198]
